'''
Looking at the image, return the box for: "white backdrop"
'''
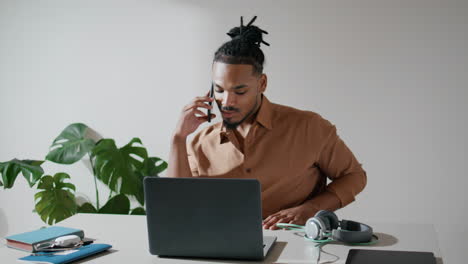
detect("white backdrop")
[1,1,467,263]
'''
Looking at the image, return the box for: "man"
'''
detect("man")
[167,16,366,230]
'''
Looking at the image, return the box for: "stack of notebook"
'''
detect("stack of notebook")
[6,226,85,253]
[5,226,112,263]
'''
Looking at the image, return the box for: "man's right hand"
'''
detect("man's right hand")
[174,95,215,139]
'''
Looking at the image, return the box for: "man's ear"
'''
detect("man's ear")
[259,73,267,93]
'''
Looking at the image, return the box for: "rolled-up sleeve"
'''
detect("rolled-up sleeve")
[316,122,367,207]
[187,140,200,177]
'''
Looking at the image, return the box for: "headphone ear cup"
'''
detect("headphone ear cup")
[312,217,328,240]
[315,210,340,231]
[305,218,321,240]
[333,220,374,244]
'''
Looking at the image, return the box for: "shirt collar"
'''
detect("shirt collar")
[256,95,273,130]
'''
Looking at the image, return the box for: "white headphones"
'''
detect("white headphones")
[277,210,377,245]
[305,210,375,244]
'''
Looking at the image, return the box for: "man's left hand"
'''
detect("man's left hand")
[262,204,317,230]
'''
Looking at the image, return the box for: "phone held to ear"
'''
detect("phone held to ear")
[207,83,214,122]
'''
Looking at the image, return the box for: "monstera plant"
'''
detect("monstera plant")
[0,123,167,225]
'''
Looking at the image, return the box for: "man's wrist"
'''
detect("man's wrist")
[299,202,321,219]
[172,133,187,143]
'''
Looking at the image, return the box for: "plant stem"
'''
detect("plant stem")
[88,153,100,210]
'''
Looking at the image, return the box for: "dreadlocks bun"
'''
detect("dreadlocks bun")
[214,16,269,76]
[226,16,270,47]
[227,25,264,46]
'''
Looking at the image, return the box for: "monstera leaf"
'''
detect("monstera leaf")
[98,194,130,214]
[46,123,96,164]
[91,138,148,205]
[34,173,77,225]
[77,196,145,215]
[142,157,168,177]
[0,159,44,188]
[77,202,98,213]
[130,207,146,215]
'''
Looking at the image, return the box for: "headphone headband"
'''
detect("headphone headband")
[304,210,375,244]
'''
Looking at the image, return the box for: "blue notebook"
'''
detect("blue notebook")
[18,243,112,264]
[6,226,84,252]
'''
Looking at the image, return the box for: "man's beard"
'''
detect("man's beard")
[223,120,242,130]
[219,95,261,129]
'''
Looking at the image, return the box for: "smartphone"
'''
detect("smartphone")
[207,83,214,122]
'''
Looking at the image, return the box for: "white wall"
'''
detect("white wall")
[1,1,467,263]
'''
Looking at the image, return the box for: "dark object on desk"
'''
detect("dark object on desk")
[143,177,277,260]
[346,249,436,264]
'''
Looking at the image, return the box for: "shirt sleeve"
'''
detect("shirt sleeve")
[314,119,367,208]
[186,139,200,177]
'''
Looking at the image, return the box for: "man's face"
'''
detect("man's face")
[212,62,266,128]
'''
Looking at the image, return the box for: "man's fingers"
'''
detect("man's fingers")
[269,217,291,230]
[195,96,213,102]
[262,219,273,229]
[289,218,301,224]
[184,101,213,111]
[193,109,206,117]
[196,114,216,122]
[266,214,292,224]
[263,215,279,226]
[263,222,273,230]
[269,224,281,230]
[263,215,291,229]
[183,95,214,111]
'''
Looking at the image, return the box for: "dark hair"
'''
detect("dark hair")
[213,16,270,76]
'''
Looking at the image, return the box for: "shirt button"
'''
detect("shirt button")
[245,168,252,173]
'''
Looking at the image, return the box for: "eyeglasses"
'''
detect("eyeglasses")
[31,236,94,256]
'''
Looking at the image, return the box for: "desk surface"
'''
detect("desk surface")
[1,213,443,264]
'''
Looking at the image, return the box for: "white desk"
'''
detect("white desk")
[1,213,443,263]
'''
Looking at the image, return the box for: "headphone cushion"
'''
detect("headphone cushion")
[305,218,321,240]
[315,210,340,230]
[312,217,328,240]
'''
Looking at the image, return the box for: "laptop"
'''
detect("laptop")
[143,177,277,260]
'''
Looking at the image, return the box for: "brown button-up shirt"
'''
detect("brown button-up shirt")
[187,96,367,218]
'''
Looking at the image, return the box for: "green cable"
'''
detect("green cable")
[275,223,332,243]
[275,223,305,229]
